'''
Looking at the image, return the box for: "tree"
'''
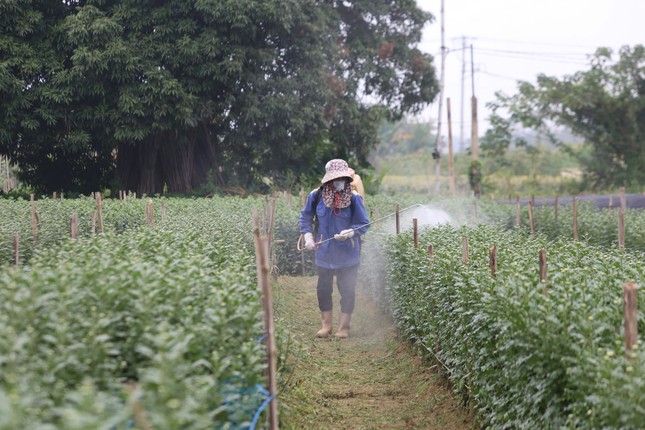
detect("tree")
[0,0,439,194]
[484,45,645,190]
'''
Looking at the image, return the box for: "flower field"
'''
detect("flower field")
[3,192,644,428]
[0,196,275,429]
[381,223,645,428]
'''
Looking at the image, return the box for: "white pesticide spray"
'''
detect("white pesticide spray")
[380,204,452,235]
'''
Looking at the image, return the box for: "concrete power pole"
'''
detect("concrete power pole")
[470,44,479,161]
[470,44,481,198]
[460,36,466,154]
[433,0,446,194]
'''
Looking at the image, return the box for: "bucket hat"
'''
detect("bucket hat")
[321,159,354,184]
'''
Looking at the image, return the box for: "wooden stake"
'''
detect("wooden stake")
[528,202,535,235]
[96,193,104,233]
[146,200,154,226]
[539,249,547,284]
[413,218,418,248]
[30,194,38,242]
[608,194,614,209]
[573,196,578,241]
[126,382,152,430]
[618,205,625,249]
[515,202,521,228]
[252,209,279,430]
[70,214,79,239]
[620,186,626,211]
[489,246,497,278]
[624,282,638,352]
[462,237,469,266]
[428,244,434,259]
[91,211,97,235]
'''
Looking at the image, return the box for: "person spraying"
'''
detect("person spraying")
[299,159,370,338]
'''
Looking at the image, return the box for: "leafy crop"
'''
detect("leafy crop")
[0,196,278,429]
[385,224,645,428]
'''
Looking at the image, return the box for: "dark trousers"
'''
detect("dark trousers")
[316,265,359,314]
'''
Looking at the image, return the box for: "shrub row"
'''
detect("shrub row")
[385,224,645,429]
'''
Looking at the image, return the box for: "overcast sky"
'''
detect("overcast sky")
[415,0,644,150]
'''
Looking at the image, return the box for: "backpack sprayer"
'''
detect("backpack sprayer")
[297,203,426,250]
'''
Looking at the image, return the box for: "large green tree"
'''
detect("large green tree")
[484,45,645,189]
[0,0,438,194]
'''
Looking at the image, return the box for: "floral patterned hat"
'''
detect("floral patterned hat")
[321,159,354,184]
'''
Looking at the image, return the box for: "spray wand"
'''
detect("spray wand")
[297,203,426,250]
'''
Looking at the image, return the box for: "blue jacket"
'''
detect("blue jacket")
[299,190,370,269]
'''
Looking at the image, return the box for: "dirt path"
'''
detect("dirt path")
[273,276,473,430]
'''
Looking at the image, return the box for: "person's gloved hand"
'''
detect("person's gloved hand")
[304,233,316,250]
[334,229,355,241]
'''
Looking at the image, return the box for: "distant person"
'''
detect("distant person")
[348,167,365,200]
[299,159,370,338]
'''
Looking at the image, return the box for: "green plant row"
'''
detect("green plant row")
[385,224,645,429]
[0,196,282,429]
[0,197,155,265]
[507,201,645,253]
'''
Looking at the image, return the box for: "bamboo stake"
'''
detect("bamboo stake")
[539,249,548,284]
[146,200,154,226]
[624,282,638,352]
[528,202,535,235]
[462,237,469,266]
[620,186,626,211]
[572,196,578,241]
[609,194,614,210]
[96,193,104,233]
[489,246,497,278]
[252,209,279,430]
[413,218,418,248]
[70,214,79,240]
[515,202,521,228]
[618,205,625,249]
[126,382,152,430]
[30,194,38,242]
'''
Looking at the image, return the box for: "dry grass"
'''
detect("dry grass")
[273,276,474,430]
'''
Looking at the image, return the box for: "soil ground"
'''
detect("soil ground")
[272,275,474,430]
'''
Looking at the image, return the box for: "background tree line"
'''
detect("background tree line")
[0,0,439,195]
[482,45,645,192]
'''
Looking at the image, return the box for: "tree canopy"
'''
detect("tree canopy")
[0,0,439,194]
[483,45,645,190]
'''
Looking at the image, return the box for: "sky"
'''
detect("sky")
[415,0,645,151]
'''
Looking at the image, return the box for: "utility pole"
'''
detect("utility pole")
[433,0,446,194]
[470,44,478,161]
[460,36,466,153]
[470,44,480,198]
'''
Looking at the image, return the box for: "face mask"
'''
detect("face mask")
[333,179,346,192]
